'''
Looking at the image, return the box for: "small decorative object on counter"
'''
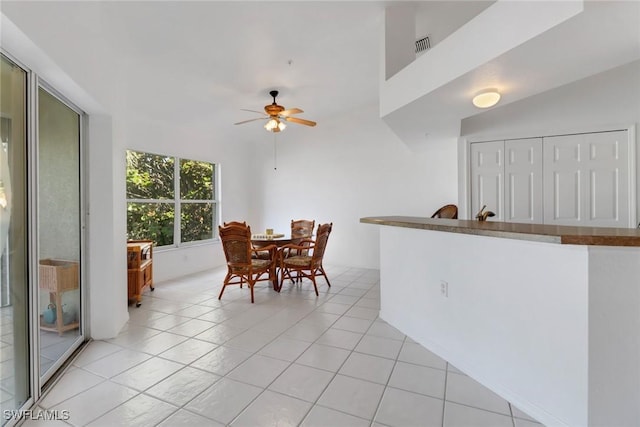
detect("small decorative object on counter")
[475,205,495,222]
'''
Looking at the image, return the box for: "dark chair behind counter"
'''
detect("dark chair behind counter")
[431,204,458,219]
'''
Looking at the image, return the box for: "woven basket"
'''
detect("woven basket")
[39,259,79,292]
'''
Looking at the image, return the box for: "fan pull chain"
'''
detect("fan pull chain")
[273,133,277,170]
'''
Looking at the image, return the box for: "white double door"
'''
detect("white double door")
[470,130,630,227]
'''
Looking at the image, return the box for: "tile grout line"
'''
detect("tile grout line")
[442,362,449,427]
[368,332,406,427]
[222,273,366,426]
[47,268,383,426]
[293,275,380,426]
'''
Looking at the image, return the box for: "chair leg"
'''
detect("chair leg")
[310,274,319,296]
[270,262,278,291]
[250,281,255,303]
[280,266,293,290]
[218,273,231,300]
[319,266,331,287]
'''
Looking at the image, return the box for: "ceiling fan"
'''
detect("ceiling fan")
[234,90,317,132]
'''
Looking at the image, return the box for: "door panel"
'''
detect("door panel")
[543,131,629,227]
[584,131,628,226]
[544,135,584,225]
[505,138,542,223]
[37,88,83,382]
[552,170,582,221]
[470,141,503,221]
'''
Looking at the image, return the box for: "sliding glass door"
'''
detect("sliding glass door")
[37,87,83,382]
[0,52,85,424]
[0,54,30,422]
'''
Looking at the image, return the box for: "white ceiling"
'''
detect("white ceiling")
[3,1,387,135]
[4,1,636,145]
[1,1,496,140]
[101,1,387,128]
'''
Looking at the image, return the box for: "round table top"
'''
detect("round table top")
[251,234,293,246]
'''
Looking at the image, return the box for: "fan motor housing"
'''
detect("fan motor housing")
[265,104,284,115]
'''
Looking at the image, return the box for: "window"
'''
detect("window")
[126,150,217,247]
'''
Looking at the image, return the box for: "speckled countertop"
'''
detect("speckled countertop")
[360,216,640,247]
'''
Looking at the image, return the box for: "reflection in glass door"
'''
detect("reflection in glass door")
[0,55,30,422]
[37,88,82,381]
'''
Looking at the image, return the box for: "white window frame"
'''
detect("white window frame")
[126,150,219,249]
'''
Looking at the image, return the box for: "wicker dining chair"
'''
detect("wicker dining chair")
[291,219,315,240]
[223,221,248,227]
[431,204,458,219]
[225,221,271,260]
[218,223,277,303]
[289,219,315,256]
[279,222,332,296]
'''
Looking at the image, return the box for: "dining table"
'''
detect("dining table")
[251,233,294,290]
[251,233,293,248]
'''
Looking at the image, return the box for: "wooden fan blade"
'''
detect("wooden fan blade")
[283,116,317,127]
[234,117,267,125]
[240,109,267,115]
[280,108,303,116]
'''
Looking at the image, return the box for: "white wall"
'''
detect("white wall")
[461,60,640,138]
[414,1,494,49]
[252,103,458,269]
[384,4,416,79]
[378,225,640,426]
[123,113,257,282]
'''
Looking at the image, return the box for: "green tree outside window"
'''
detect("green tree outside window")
[126,150,217,247]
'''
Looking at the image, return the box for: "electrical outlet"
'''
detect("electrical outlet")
[440,280,448,298]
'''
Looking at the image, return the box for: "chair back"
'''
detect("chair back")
[219,224,252,267]
[223,221,248,228]
[431,204,458,219]
[311,223,332,264]
[291,219,315,240]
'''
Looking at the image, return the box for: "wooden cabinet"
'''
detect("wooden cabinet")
[127,240,154,307]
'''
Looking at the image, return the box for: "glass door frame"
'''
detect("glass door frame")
[0,49,34,427]
[0,48,87,423]
[32,79,87,387]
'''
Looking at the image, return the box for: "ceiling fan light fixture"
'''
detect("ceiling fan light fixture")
[238,90,316,132]
[472,89,501,108]
[264,118,279,132]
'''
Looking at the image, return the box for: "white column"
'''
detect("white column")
[86,115,128,339]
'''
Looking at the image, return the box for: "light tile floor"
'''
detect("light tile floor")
[27,266,544,427]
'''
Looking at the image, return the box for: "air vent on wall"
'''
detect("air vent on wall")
[415,36,431,54]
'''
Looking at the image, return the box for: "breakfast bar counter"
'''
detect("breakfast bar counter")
[361,216,640,427]
[360,215,640,246]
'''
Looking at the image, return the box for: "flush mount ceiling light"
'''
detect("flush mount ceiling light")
[472,89,501,108]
